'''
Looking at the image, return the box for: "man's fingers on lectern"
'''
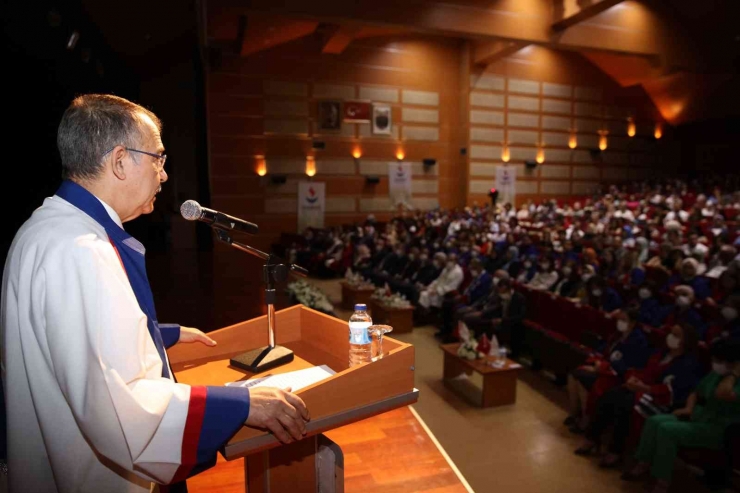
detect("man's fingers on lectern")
[284,392,310,422]
[278,412,304,441]
[266,418,293,444]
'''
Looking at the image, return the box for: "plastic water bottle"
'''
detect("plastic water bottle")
[349,304,373,366]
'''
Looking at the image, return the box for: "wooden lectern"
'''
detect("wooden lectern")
[168,305,418,492]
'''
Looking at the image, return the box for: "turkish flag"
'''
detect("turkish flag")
[343,101,371,122]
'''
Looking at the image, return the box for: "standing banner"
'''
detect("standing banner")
[297,182,325,232]
[388,161,412,209]
[495,165,517,205]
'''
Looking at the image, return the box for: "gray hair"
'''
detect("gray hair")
[57,94,162,180]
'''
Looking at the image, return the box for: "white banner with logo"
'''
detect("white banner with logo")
[297,182,325,232]
[388,161,412,209]
[495,165,517,205]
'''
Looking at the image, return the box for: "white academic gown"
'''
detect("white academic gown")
[419,264,464,308]
[1,194,247,492]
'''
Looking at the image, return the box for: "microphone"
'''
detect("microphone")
[180,200,259,235]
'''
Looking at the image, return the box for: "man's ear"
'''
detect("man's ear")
[110,146,127,180]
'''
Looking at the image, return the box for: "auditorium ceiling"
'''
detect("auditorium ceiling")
[80,0,740,125]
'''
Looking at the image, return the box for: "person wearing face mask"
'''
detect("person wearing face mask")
[636,282,671,328]
[437,259,492,341]
[569,308,650,450]
[516,255,537,284]
[418,253,464,310]
[661,285,707,340]
[554,261,582,298]
[526,256,559,291]
[584,276,623,312]
[706,295,740,344]
[575,324,701,468]
[668,257,711,301]
[624,339,740,493]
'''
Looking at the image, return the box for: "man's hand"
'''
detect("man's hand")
[178,326,217,346]
[246,387,310,444]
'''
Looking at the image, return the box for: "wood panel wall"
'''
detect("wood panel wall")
[465,44,673,207]
[208,34,464,251]
[206,34,675,250]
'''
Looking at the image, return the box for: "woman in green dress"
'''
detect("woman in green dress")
[622,338,740,493]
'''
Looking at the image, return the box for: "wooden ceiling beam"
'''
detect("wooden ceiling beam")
[473,40,529,67]
[321,25,360,54]
[551,0,625,32]
[210,0,664,58]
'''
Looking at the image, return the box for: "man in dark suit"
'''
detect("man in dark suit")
[465,278,526,356]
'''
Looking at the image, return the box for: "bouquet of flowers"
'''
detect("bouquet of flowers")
[285,280,336,315]
[344,269,374,289]
[370,283,412,309]
[456,339,478,360]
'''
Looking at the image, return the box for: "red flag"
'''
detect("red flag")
[343,101,371,122]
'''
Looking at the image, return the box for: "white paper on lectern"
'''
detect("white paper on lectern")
[225,365,336,392]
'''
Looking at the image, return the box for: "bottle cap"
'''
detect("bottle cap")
[354,303,367,311]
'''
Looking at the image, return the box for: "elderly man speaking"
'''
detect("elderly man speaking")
[1,94,309,492]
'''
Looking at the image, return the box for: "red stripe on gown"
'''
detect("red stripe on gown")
[168,386,208,484]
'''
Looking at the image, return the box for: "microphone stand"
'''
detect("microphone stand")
[214,229,308,373]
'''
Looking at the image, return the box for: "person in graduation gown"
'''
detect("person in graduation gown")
[1,94,309,493]
[623,339,740,493]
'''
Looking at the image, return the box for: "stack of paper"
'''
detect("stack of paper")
[226,365,336,392]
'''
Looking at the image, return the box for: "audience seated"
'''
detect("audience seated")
[623,339,740,493]
[574,324,702,469]
[565,308,651,434]
[288,174,740,485]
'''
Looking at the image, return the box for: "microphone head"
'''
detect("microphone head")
[180,200,202,221]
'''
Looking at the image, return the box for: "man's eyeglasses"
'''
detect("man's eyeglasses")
[103,146,167,172]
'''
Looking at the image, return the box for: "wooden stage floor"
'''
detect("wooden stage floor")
[188,406,470,493]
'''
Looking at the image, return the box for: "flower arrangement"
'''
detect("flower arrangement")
[370,283,412,309]
[456,339,478,360]
[343,269,374,289]
[285,280,336,315]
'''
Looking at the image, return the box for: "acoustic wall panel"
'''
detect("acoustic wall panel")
[471,74,505,91]
[508,79,540,95]
[403,126,440,141]
[470,110,505,125]
[402,108,439,123]
[507,96,539,112]
[508,113,539,128]
[359,86,399,103]
[542,82,572,99]
[402,90,440,106]
[470,92,505,108]
[470,127,504,142]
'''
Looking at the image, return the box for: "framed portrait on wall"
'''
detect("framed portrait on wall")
[372,104,392,135]
[317,101,342,131]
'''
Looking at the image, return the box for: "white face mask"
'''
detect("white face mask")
[638,288,651,300]
[666,333,682,350]
[676,296,691,308]
[712,362,730,376]
[722,307,738,321]
[592,288,603,297]
[617,320,630,333]
[492,277,500,286]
